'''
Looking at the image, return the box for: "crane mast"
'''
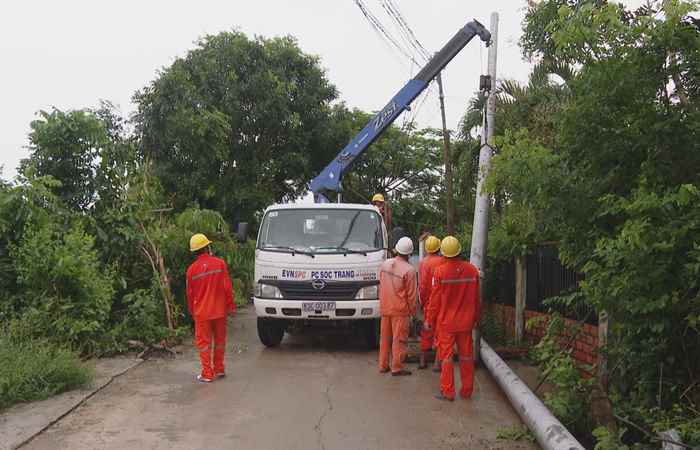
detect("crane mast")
[309,19,491,203]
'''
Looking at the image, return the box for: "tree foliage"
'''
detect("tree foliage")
[330,107,445,238]
[134,31,342,226]
[19,104,134,213]
[12,222,116,354]
[486,0,700,444]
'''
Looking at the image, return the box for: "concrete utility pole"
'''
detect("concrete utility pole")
[436,73,455,235]
[470,12,498,363]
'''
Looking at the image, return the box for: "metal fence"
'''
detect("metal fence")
[489,245,596,324]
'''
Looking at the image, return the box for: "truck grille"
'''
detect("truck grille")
[274,280,376,301]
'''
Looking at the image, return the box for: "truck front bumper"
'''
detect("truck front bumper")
[253,298,380,320]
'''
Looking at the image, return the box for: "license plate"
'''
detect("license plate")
[302,302,336,312]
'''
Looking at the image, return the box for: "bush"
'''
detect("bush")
[583,185,700,409]
[12,222,115,355]
[158,207,255,320]
[0,323,92,410]
[109,286,173,349]
[529,314,593,435]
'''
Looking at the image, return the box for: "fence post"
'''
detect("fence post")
[597,310,609,392]
[515,255,527,344]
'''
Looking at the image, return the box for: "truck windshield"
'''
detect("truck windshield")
[258,209,384,254]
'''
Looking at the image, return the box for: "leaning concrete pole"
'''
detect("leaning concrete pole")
[470,12,498,363]
[481,341,586,450]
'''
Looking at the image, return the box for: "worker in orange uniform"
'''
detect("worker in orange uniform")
[378,236,417,376]
[417,235,445,371]
[427,236,480,401]
[186,233,236,383]
[371,193,392,231]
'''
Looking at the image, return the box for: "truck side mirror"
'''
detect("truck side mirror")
[235,222,249,242]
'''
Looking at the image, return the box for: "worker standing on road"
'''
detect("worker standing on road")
[418,235,446,371]
[371,193,392,231]
[186,233,236,383]
[427,236,480,401]
[378,236,417,376]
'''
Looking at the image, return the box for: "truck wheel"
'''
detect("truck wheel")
[257,318,285,347]
[363,319,380,350]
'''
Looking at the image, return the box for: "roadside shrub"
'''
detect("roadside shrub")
[109,286,172,349]
[0,323,92,410]
[12,222,115,355]
[229,239,255,305]
[480,306,510,346]
[159,207,255,320]
[529,314,593,435]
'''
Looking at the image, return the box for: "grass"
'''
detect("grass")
[0,325,93,411]
[497,425,536,443]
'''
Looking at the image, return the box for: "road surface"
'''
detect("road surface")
[22,309,537,450]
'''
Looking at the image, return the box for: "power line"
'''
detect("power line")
[353,0,447,133]
[379,1,428,63]
[383,0,430,61]
[354,0,422,66]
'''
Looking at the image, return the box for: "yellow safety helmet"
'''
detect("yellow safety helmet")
[189,233,212,252]
[440,235,462,258]
[371,193,385,203]
[424,235,441,254]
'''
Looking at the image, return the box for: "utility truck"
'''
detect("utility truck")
[253,19,491,348]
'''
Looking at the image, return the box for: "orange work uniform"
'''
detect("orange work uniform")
[378,257,417,373]
[186,253,235,379]
[373,203,392,231]
[418,254,446,352]
[428,258,480,399]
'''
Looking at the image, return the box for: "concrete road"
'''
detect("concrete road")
[23,309,537,450]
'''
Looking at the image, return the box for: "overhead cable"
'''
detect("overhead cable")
[355,0,422,66]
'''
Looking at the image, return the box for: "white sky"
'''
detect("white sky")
[0,0,645,181]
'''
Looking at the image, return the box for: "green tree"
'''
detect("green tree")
[18,103,137,217]
[328,107,444,238]
[133,31,342,227]
[494,0,700,444]
[485,129,567,260]
[19,108,108,211]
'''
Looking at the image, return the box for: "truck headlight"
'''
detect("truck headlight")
[255,282,283,299]
[355,285,378,300]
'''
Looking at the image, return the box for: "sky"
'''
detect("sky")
[0,0,645,181]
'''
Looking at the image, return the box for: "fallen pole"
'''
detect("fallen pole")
[480,339,585,450]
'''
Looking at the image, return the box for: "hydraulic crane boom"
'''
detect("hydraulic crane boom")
[309,19,491,203]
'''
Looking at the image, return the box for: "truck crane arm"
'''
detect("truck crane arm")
[309,19,491,203]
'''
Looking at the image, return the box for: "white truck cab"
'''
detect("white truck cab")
[253,203,387,348]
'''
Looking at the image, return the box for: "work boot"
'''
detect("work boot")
[379,367,390,374]
[215,372,226,379]
[418,352,428,369]
[391,369,412,376]
[196,374,213,383]
[435,392,454,402]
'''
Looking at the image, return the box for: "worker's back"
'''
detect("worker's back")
[378,257,417,316]
[418,253,446,306]
[431,259,480,333]
[186,253,234,320]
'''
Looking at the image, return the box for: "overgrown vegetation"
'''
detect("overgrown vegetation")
[481,0,700,446]
[528,315,593,438]
[496,425,536,443]
[0,323,92,410]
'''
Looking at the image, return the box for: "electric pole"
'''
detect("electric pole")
[470,12,498,363]
[436,72,455,235]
